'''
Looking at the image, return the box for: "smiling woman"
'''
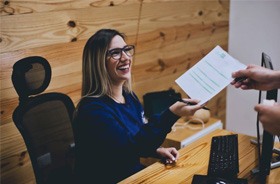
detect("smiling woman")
[72,29,203,183]
[106,35,133,91]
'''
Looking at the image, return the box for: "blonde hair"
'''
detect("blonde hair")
[82,29,132,98]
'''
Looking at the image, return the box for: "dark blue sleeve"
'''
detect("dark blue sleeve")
[76,101,179,158]
[128,93,180,156]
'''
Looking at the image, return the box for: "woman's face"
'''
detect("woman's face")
[106,35,132,85]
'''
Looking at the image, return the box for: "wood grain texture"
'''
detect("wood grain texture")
[0,2,140,53]
[0,0,140,15]
[120,129,280,184]
[0,0,229,183]
[0,123,36,184]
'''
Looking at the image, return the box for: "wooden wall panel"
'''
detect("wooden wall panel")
[0,0,229,183]
[1,2,140,53]
[1,0,138,16]
[1,123,35,184]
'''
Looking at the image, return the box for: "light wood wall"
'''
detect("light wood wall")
[0,0,229,183]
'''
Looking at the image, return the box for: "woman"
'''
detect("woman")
[73,29,203,183]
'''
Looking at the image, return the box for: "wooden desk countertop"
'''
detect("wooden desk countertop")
[119,129,280,184]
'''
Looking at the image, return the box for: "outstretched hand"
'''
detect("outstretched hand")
[169,98,204,117]
[231,64,279,91]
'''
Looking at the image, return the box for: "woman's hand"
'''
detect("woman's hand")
[156,147,179,164]
[169,99,203,117]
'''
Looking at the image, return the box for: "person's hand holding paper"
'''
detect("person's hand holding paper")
[176,45,246,105]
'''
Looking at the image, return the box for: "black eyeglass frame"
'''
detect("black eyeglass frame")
[106,45,135,60]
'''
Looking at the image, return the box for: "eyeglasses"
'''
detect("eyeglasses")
[107,45,135,60]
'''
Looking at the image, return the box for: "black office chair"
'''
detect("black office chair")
[11,56,76,184]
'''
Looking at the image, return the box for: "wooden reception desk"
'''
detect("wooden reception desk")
[120,129,280,184]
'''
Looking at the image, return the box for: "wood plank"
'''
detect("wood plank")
[1,123,26,160]
[0,3,140,53]
[1,161,35,184]
[1,0,139,16]
[0,122,35,183]
[133,37,229,83]
[138,1,229,34]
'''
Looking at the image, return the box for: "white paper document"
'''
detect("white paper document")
[175,45,247,105]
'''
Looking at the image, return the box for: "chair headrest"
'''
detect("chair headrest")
[12,56,51,100]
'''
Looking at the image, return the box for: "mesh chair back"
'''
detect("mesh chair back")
[12,56,75,184]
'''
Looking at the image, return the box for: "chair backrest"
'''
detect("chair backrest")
[12,56,75,184]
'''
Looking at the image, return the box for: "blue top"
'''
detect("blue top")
[73,92,179,183]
